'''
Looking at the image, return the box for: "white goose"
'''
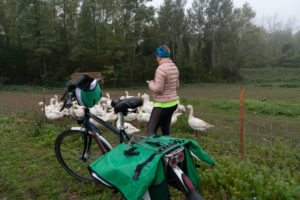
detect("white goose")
[53,94,59,103]
[53,95,70,116]
[72,104,85,117]
[102,104,118,124]
[124,112,138,122]
[45,98,56,112]
[125,91,133,99]
[45,98,64,120]
[171,112,182,126]
[106,94,112,109]
[45,109,64,120]
[100,93,111,104]
[137,107,151,123]
[141,93,154,113]
[89,103,105,128]
[176,103,186,113]
[116,114,140,135]
[141,93,154,105]
[90,102,103,116]
[186,105,214,136]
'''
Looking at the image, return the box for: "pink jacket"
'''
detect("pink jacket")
[149,58,179,102]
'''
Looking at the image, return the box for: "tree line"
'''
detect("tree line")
[0,0,299,87]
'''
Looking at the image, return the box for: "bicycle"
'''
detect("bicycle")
[54,76,142,182]
[55,75,211,199]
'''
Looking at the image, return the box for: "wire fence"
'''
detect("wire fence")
[0,85,299,155]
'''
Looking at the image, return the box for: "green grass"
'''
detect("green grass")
[1,97,299,199]
[279,83,300,88]
[212,99,300,117]
[240,67,300,84]
[1,67,300,199]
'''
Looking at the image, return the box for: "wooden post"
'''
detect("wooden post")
[240,86,245,160]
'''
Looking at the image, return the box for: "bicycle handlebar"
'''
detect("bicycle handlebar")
[60,91,74,112]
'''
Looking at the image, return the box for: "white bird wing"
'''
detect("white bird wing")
[73,106,85,117]
[124,113,137,121]
[189,117,214,129]
[100,97,108,104]
[90,118,101,127]
[143,106,153,113]
[177,104,186,113]
[124,122,140,135]
[137,112,150,122]
[45,110,64,120]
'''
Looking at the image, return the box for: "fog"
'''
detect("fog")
[147,0,300,31]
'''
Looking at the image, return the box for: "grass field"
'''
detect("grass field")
[0,68,300,199]
[240,67,300,84]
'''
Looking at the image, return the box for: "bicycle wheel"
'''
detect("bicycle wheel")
[55,129,112,182]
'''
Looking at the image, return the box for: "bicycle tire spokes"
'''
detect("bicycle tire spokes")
[55,130,109,182]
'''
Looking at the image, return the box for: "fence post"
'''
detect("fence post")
[240,86,245,160]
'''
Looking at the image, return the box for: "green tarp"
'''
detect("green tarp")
[89,136,214,200]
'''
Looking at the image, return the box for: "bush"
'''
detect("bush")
[272,54,300,68]
[199,155,299,200]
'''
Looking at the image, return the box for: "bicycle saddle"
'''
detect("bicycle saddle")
[112,97,143,115]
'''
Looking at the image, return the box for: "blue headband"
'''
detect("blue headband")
[156,46,170,58]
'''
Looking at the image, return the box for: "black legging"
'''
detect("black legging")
[147,104,178,136]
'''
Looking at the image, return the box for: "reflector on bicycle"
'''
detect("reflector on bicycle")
[177,152,185,163]
[169,156,178,167]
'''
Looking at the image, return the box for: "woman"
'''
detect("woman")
[147,45,179,136]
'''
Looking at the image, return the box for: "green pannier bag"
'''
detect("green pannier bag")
[88,136,214,200]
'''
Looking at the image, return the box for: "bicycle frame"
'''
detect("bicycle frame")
[70,107,129,156]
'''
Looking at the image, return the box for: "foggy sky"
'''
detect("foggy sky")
[147,0,300,31]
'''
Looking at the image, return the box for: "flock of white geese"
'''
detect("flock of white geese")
[39,91,214,136]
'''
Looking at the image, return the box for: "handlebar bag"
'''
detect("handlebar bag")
[73,75,103,108]
[88,136,214,200]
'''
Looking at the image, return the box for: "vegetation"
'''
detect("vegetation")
[0,99,299,199]
[1,76,299,199]
[0,0,299,197]
[1,0,300,87]
[240,68,300,84]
